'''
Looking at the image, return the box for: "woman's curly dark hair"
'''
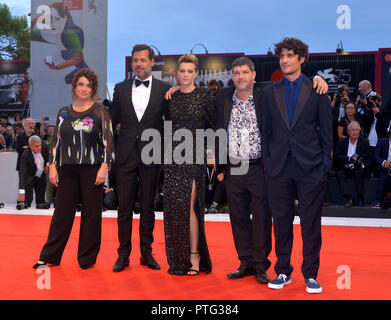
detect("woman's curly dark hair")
[71,68,99,101]
[274,37,309,69]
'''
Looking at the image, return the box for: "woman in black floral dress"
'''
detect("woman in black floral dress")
[164,54,215,275]
[33,68,114,270]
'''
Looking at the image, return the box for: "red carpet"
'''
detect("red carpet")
[0,214,390,300]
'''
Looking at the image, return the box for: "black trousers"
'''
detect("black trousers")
[213,180,227,205]
[266,156,327,279]
[116,160,160,258]
[226,161,272,272]
[336,169,365,197]
[39,165,103,266]
[25,174,47,206]
[376,171,390,202]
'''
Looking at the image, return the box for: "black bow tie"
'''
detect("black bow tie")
[135,79,150,88]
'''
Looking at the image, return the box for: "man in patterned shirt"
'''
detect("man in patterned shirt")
[215,56,328,285]
[215,57,273,284]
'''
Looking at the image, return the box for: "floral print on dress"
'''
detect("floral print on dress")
[71,117,94,133]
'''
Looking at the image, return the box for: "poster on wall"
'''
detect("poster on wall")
[380,49,391,109]
[30,0,107,122]
[126,53,244,89]
[0,60,31,116]
[251,53,376,101]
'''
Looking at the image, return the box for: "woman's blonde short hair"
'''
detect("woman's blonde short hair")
[177,54,199,71]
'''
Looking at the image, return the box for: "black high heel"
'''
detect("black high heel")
[32,261,47,269]
[187,252,200,276]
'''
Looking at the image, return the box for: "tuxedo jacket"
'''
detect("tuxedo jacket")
[334,136,371,170]
[16,133,39,171]
[214,81,273,173]
[18,143,49,189]
[109,77,170,166]
[261,75,332,177]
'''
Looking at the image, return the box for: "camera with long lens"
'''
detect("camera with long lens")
[102,99,113,109]
[345,153,363,170]
[336,87,345,100]
[351,153,363,169]
[367,95,379,109]
[16,201,28,210]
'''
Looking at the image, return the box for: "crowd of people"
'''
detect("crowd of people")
[1,39,390,295]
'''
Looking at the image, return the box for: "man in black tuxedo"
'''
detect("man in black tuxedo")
[109,44,170,272]
[18,136,50,209]
[262,38,332,294]
[214,57,328,285]
[335,121,371,207]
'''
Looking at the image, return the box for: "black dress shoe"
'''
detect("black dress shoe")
[227,262,256,279]
[344,197,353,208]
[358,196,364,207]
[80,263,94,270]
[255,268,270,284]
[113,256,129,272]
[140,255,160,270]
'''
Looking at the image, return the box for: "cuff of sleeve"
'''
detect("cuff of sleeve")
[19,189,25,194]
[382,160,386,167]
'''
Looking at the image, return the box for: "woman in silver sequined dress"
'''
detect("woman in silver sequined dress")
[163,54,215,275]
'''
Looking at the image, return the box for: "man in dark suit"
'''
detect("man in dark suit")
[373,133,391,207]
[214,57,328,285]
[262,38,332,294]
[334,121,371,207]
[18,136,50,209]
[109,44,170,272]
[16,118,38,171]
[215,57,273,284]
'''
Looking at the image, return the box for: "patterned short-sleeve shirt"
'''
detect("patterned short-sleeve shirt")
[228,91,261,160]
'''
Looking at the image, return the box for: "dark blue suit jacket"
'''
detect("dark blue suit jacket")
[374,137,390,168]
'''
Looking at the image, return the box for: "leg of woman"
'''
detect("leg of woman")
[77,165,103,267]
[188,180,200,275]
[38,165,80,265]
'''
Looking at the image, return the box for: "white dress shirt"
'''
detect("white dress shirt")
[347,139,357,158]
[367,117,378,147]
[33,152,45,177]
[132,75,152,121]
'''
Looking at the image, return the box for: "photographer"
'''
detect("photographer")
[373,132,391,208]
[17,136,50,210]
[355,80,375,121]
[335,121,371,207]
[331,85,350,151]
[361,92,389,177]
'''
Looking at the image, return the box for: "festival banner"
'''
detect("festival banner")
[30,0,107,122]
[126,53,244,88]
